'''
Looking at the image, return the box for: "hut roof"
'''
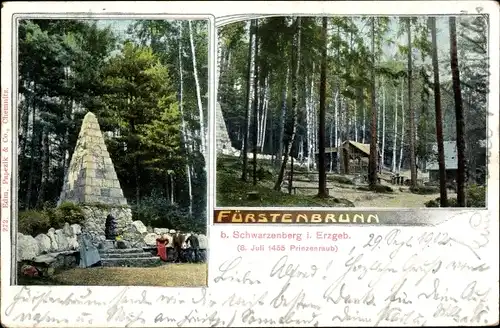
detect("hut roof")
[345,141,371,156]
[315,141,376,156]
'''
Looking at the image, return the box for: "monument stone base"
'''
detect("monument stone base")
[81,205,133,246]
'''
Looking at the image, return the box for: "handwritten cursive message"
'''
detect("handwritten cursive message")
[2,210,497,327]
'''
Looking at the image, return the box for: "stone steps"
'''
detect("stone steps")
[99,251,155,259]
[100,247,152,254]
[98,247,163,267]
[100,256,163,268]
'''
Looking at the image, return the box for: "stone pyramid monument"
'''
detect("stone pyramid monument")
[58,112,132,244]
[216,102,234,153]
[59,112,127,206]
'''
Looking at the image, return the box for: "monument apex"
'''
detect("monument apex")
[58,111,128,207]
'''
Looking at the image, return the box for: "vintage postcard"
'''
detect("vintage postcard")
[1,1,499,328]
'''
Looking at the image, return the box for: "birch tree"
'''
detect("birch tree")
[392,86,398,172]
[252,19,259,185]
[398,78,405,173]
[178,23,193,214]
[407,18,418,187]
[277,66,289,162]
[188,20,206,157]
[381,84,386,171]
[241,20,255,181]
[274,17,301,191]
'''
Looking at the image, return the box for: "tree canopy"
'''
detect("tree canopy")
[18,19,209,233]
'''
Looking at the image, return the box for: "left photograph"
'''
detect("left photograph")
[15,18,210,287]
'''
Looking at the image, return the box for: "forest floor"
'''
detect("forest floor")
[216,155,453,208]
[16,263,207,287]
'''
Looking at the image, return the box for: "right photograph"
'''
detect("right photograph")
[215,15,489,208]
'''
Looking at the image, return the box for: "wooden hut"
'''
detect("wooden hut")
[315,140,380,174]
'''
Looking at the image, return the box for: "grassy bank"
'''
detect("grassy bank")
[216,155,355,207]
[17,263,207,287]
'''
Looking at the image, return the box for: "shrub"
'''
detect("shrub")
[424,184,486,208]
[132,190,207,234]
[370,184,394,193]
[424,199,440,207]
[466,184,486,207]
[410,185,439,195]
[18,202,85,236]
[52,202,85,227]
[18,210,51,236]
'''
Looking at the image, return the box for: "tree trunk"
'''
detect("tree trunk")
[277,66,289,163]
[178,25,193,214]
[310,63,316,170]
[354,101,358,142]
[368,17,378,188]
[288,144,295,194]
[382,85,386,172]
[220,50,232,105]
[60,67,72,182]
[398,79,405,173]
[259,76,269,153]
[336,90,342,173]
[170,175,175,204]
[362,88,366,144]
[25,84,37,209]
[241,20,255,181]
[377,84,380,147]
[274,17,301,191]
[407,18,418,188]
[298,136,304,162]
[36,127,50,208]
[329,121,334,172]
[344,99,349,174]
[216,32,223,100]
[19,80,30,158]
[306,74,313,171]
[317,17,328,198]
[465,87,476,182]
[392,86,398,172]
[188,20,206,157]
[256,67,263,149]
[429,17,448,206]
[252,19,259,186]
[449,16,467,206]
[269,97,274,159]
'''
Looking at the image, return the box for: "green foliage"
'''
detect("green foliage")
[18,210,52,236]
[52,201,86,227]
[132,190,206,234]
[424,184,486,207]
[18,202,85,236]
[18,19,208,225]
[465,184,486,207]
[410,185,439,195]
